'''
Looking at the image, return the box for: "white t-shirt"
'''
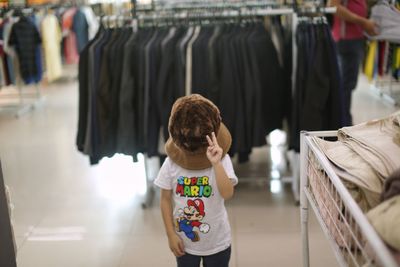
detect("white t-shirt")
[154,155,238,256]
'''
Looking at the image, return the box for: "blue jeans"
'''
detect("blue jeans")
[336,39,365,126]
[177,246,231,267]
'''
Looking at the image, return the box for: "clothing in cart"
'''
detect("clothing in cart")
[312,111,400,212]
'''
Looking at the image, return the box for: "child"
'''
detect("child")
[154,94,238,267]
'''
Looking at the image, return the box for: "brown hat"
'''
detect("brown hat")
[165,94,232,170]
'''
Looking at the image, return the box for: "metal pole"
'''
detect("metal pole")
[300,131,310,267]
[131,0,136,17]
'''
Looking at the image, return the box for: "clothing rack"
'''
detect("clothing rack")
[128,1,337,207]
[368,0,400,109]
[370,78,400,106]
[0,7,45,117]
[0,84,44,118]
[289,5,337,203]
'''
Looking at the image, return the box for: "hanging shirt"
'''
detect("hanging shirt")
[154,155,238,256]
[3,17,21,85]
[8,16,42,84]
[72,9,89,53]
[42,13,62,82]
[62,7,79,64]
[80,6,99,40]
[332,0,368,41]
[185,26,201,96]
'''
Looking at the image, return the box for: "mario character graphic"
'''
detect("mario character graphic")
[175,199,210,242]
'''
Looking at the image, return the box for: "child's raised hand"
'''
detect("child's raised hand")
[206,132,223,165]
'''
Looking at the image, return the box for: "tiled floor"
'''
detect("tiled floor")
[0,73,397,267]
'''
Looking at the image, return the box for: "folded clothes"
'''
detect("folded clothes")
[367,195,400,252]
[382,168,400,202]
[313,137,382,211]
[338,111,400,179]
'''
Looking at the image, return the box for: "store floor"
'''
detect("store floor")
[0,74,397,267]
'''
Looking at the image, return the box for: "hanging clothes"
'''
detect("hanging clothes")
[28,13,43,84]
[62,7,79,64]
[369,0,400,44]
[289,19,344,152]
[77,20,290,165]
[8,16,42,84]
[80,6,99,40]
[72,8,89,53]
[3,15,23,86]
[41,13,63,83]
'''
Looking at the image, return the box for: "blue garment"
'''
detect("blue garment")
[72,9,89,53]
[90,30,109,159]
[337,39,364,126]
[179,219,196,241]
[324,24,345,127]
[25,15,42,84]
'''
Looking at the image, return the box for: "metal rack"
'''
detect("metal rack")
[300,130,398,267]
[367,0,400,107]
[370,75,400,107]
[289,5,337,203]
[0,84,44,118]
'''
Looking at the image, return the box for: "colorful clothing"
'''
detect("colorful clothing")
[154,155,238,256]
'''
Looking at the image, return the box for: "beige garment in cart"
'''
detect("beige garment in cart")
[41,14,63,83]
[338,111,400,179]
[367,195,400,251]
[314,137,382,211]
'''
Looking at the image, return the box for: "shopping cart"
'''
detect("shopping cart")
[300,131,398,267]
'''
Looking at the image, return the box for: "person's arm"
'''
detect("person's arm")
[328,0,378,36]
[160,189,185,257]
[206,132,234,200]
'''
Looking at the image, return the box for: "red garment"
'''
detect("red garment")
[62,8,79,64]
[191,221,202,227]
[332,0,367,41]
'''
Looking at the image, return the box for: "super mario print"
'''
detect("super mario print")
[175,199,210,242]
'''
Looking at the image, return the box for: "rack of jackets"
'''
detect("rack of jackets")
[77,11,293,165]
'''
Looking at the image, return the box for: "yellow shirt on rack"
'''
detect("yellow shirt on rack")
[41,14,63,83]
[364,41,377,81]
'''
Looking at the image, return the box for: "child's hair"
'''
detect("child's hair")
[169,94,221,153]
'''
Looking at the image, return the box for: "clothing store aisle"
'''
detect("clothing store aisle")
[0,72,397,267]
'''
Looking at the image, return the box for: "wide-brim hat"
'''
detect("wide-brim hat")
[165,94,232,170]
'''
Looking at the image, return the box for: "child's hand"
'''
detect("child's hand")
[168,233,185,257]
[206,132,223,165]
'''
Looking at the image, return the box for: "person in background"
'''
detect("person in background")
[330,0,379,125]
